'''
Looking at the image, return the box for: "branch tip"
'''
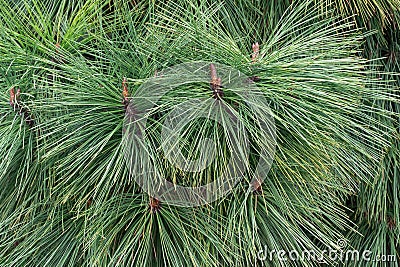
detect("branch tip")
[251,42,260,62]
[209,64,223,100]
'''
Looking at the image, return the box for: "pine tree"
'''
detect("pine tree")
[0,0,398,266]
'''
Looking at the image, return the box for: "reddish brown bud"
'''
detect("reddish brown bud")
[9,87,15,107]
[251,179,262,195]
[251,42,260,62]
[122,78,129,100]
[210,64,223,99]
[149,197,161,213]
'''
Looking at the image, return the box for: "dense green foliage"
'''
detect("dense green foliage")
[0,0,399,266]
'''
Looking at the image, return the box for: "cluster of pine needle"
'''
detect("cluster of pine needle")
[0,0,399,266]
